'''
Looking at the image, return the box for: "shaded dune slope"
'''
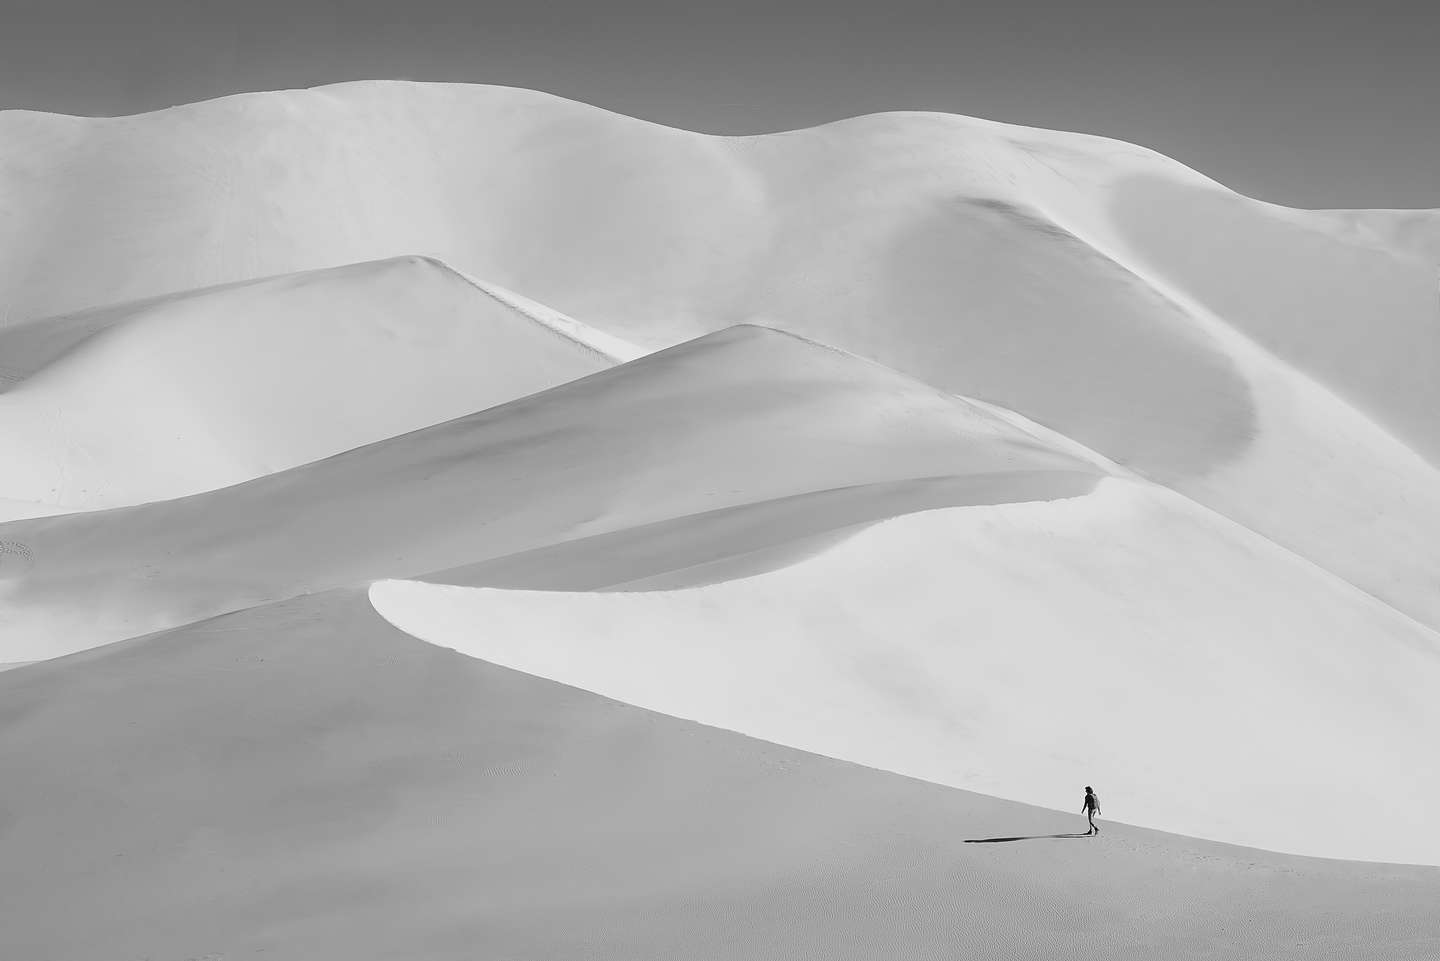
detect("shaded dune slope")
[0,586,1435,961]
[430,472,1088,592]
[374,480,1440,865]
[3,82,1436,630]
[1106,174,1440,462]
[0,325,1104,660]
[0,255,623,510]
[1,82,1433,466]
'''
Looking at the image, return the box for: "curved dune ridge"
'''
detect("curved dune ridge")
[2,81,1438,631]
[0,255,628,510]
[0,325,1104,661]
[373,480,1440,865]
[2,588,1435,960]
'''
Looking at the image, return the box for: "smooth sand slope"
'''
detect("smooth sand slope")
[3,82,1437,630]
[0,255,626,510]
[374,480,1440,866]
[0,325,1103,660]
[1,587,1435,961]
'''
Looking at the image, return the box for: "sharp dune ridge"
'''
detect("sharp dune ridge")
[436,258,647,364]
[0,254,636,387]
[1,80,1438,957]
[373,478,1440,865]
[427,471,1105,592]
[3,81,1438,632]
[0,255,626,510]
[0,323,1105,661]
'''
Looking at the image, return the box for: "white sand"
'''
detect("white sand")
[1,82,1438,952]
[0,587,1434,961]
[2,82,1437,631]
[0,255,624,510]
[373,479,1440,864]
[0,326,1102,660]
[0,497,62,522]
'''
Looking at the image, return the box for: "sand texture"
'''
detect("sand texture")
[1,82,1437,957]
[1,588,1435,961]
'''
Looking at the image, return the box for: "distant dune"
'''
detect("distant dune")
[0,325,1101,660]
[0,81,1437,957]
[0,255,626,510]
[3,82,1437,631]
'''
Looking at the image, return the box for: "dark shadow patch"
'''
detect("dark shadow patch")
[965,833,1094,843]
[1109,173,1440,467]
[963,197,1076,241]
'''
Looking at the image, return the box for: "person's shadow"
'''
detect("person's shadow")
[963,832,1093,843]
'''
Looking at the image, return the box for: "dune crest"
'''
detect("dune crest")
[3,81,1436,628]
[0,256,625,510]
[371,477,1440,865]
[0,325,1104,660]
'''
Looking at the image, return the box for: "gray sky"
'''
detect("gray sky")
[2,0,1436,208]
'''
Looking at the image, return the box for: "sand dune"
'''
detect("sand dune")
[8,83,1432,462]
[3,82,1436,630]
[0,325,1102,660]
[373,479,1440,865]
[2,82,1438,950]
[0,586,1434,961]
[429,472,1095,592]
[0,255,625,510]
[1105,175,1440,462]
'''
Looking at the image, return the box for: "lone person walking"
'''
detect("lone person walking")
[1082,786,1101,835]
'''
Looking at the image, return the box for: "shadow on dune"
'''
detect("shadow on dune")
[964,833,1093,843]
[869,195,1258,482]
[1108,173,1440,467]
[431,471,1101,593]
